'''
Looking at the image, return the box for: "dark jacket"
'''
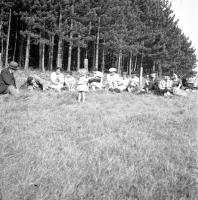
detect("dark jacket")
[0,68,16,91]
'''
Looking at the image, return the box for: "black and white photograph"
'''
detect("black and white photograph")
[0,0,197,199]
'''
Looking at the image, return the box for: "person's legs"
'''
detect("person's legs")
[50,84,62,92]
[78,92,81,102]
[82,92,86,103]
[7,85,19,96]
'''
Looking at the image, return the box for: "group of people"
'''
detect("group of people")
[0,61,195,103]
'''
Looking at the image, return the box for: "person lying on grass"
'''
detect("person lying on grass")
[50,66,64,92]
[0,61,20,96]
[20,75,51,91]
[76,69,89,103]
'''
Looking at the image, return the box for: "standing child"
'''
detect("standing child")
[76,69,88,103]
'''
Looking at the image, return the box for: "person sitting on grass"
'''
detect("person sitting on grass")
[64,71,76,91]
[20,75,51,91]
[127,74,139,92]
[106,68,120,92]
[0,61,20,96]
[50,66,64,92]
[76,69,89,103]
[116,72,130,92]
[171,73,187,96]
[88,71,104,91]
[144,74,151,93]
[158,76,173,96]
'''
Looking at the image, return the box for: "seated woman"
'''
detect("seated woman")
[127,74,139,92]
[144,75,151,93]
[50,66,64,92]
[106,68,120,91]
[117,72,130,92]
[171,73,187,96]
[64,71,76,91]
[157,76,173,96]
[88,71,104,90]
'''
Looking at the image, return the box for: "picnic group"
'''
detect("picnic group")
[0,61,197,103]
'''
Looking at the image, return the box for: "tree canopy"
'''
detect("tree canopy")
[0,0,197,76]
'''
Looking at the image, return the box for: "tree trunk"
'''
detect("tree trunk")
[77,45,80,71]
[129,51,132,76]
[134,55,137,71]
[24,33,30,71]
[13,16,19,61]
[67,39,72,71]
[95,17,100,71]
[57,12,63,68]
[118,50,122,74]
[19,35,24,68]
[39,37,42,70]
[101,45,105,72]
[41,42,45,72]
[49,34,54,71]
[67,5,74,72]
[85,21,91,60]
[139,54,144,90]
[92,42,95,71]
[0,8,3,68]
[5,9,11,67]
[158,62,162,78]
[152,61,156,72]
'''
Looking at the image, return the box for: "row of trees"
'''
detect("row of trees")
[0,0,197,76]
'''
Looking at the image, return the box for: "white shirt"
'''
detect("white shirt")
[107,73,120,88]
[130,76,139,87]
[50,72,64,85]
[118,77,130,87]
[65,76,76,86]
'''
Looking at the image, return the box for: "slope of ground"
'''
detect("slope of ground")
[0,70,197,200]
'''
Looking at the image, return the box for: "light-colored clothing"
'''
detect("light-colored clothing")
[117,77,130,91]
[50,72,64,85]
[158,79,166,90]
[129,76,139,87]
[166,79,173,90]
[107,73,120,89]
[65,76,76,91]
[76,76,89,92]
[50,72,64,92]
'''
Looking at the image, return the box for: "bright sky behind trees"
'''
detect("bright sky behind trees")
[170,0,198,64]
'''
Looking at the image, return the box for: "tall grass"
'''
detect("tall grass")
[0,70,197,199]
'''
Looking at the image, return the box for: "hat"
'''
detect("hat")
[109,68,117,73]
[9,61,18,70]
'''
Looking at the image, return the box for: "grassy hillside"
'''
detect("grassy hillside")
[0,70,197,200]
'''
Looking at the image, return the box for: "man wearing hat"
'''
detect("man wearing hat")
[50,66,64,92]
[0,61,19,96]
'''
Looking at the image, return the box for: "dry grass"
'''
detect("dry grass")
[0,70,197,200]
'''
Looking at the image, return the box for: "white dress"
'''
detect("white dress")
[76,76,89,92]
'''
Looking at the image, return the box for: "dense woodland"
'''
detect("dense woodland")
[0,0,197,76]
